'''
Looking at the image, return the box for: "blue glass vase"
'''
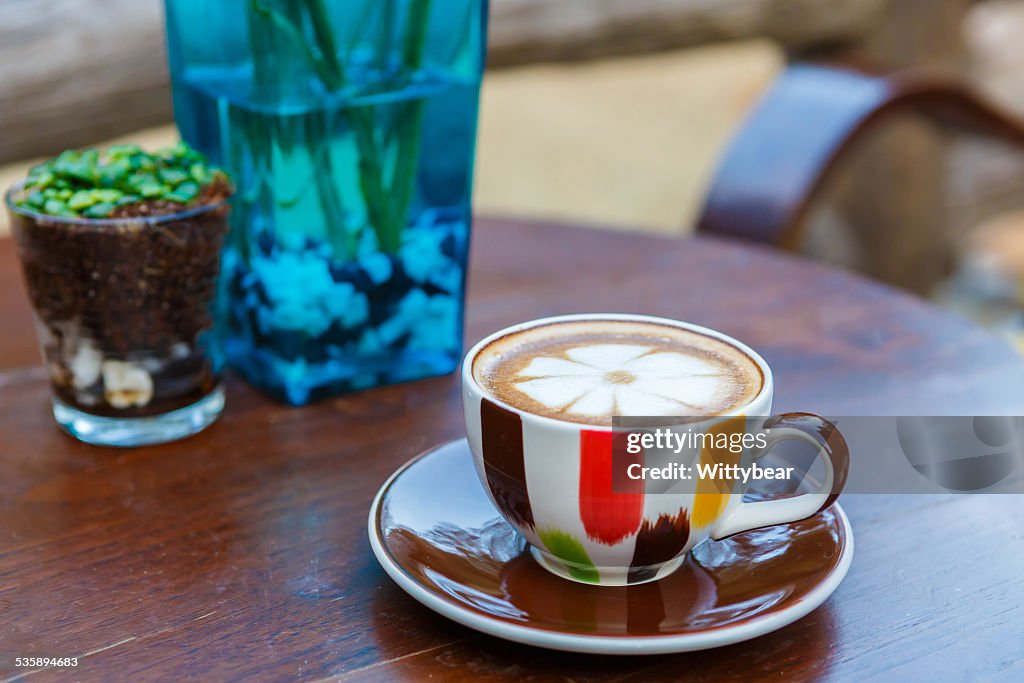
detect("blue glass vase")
[163,0,487,404]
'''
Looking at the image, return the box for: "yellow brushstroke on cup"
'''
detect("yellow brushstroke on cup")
[692,416,746,528]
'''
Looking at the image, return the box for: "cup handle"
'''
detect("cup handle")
[710,413,850,540]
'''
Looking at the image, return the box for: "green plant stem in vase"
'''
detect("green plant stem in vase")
[249,0,432,258]
[167,0,485,404]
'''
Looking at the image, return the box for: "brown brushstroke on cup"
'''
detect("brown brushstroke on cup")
[628,511,691,584]
[480,398,534,529]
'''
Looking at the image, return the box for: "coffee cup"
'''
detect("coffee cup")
[462,314,849,586]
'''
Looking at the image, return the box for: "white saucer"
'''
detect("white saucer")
[369,439,854,655]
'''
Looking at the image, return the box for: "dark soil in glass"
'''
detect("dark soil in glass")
[7,180,232,418]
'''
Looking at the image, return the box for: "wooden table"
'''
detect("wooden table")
[2,218,1024,682]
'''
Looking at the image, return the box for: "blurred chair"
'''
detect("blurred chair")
[697,63,1024,295]
[491,0,989,295]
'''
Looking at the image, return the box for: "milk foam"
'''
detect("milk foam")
[473,320,763,425]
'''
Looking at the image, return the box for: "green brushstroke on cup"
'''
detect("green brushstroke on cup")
[537,528,599,583]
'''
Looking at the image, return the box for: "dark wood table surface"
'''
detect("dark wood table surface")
[2,217,1024,682]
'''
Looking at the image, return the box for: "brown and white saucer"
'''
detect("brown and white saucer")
[368,439,854,655]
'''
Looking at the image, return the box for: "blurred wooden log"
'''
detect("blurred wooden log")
[0,0,172,164]
[821,0,971,294]
[0,0,883,164]
[489,0,884,67]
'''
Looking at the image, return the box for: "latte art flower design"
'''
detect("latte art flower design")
[514,344,730,417]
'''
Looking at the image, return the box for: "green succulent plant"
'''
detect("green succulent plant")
[12,142,228,219]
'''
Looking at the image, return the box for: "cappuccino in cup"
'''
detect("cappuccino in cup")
[462,314,848,586]
[471,319,764,425]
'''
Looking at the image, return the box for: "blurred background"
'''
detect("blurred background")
[6,0,1024,340]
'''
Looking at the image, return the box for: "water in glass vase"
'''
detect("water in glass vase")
[171,52,481,404]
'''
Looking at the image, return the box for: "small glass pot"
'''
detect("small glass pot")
[5,186,232,447]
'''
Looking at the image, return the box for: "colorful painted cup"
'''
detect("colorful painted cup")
[462,314,849,586]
